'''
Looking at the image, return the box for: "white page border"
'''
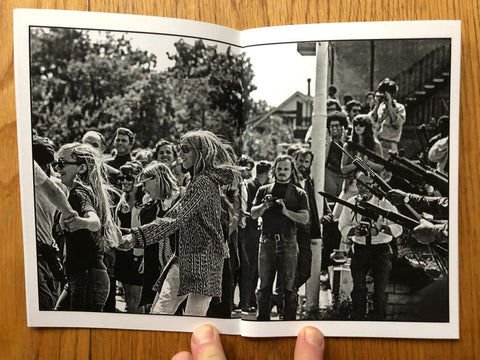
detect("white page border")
[14,8,241,336]
[240,20,460,339]
[14,9,460,338]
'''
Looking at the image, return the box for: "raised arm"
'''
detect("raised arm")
[34,161,76,218]
[130,175,212,247]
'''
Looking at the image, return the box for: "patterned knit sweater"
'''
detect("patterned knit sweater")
[131,168,233,297]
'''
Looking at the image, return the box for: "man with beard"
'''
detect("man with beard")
[293,148,323,316]
[251,155,309,320]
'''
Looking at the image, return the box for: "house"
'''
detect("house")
[246,88,314,144]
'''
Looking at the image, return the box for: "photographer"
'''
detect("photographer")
[251,155,309,321]
[369,78,406,155]
[338,172,403,320]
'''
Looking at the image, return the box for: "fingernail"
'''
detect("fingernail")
[192,324,215,345]
[304,327,324,348]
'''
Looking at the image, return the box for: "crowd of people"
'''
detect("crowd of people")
[33,77,449,321]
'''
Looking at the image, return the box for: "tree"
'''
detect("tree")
[30,28,163,148]
[167,39,257,151]
[30,30,259,154]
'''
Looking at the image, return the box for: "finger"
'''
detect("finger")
[294,326,325,360]
[171,351,193,360]
[190,324,226,360]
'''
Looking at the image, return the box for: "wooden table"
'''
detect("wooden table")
[1,1,478,358]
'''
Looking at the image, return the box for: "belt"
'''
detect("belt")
[263,233,284,242]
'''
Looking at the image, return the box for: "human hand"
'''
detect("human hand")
[321,213,333,224]
[171,324,324,360]
[63,215,87,232]
[138,258,144,274]
[117,233,137,250]
[413,219,437,244]
[385,92,393,107]
[59,210,78,230]
[262,195,275,209]
[277,199,288,215]
[386,189,408,206]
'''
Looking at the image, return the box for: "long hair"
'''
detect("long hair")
[351,114,375,150]
[140,161,180,201]
[180,130,240,186]
[272,154,300,184]
[59,143,121,249]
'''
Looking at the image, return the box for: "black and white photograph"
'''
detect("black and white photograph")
[14,10,460,338]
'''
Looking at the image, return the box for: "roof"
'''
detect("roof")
[246,91,313,129]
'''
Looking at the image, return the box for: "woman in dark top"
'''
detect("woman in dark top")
[334,114,384,219]
[115,161,145,313]
[56,143,121,311]
[134,161,182,314]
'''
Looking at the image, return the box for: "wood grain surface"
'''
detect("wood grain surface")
[1,0,478,359]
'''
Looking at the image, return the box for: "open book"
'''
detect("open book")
[14,9,460,338]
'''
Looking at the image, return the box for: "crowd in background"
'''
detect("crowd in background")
[33,77,450,321]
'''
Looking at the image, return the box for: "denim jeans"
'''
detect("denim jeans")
[240,224,260,309]
[123,284,144,313]
[69,268,110,312]
[350,243,393,320]
[37,256,61,311]
[257,234,298,321]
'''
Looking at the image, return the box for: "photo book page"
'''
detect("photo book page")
[14,8,460,338]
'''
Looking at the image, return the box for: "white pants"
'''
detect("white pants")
[150,262,212,316]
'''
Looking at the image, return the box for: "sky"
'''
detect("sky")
[88,30,317,108]
[244,43,317,107]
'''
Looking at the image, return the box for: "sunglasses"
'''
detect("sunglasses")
[53,159,82,169]
[137,173,156,184]
[354,122,366,127]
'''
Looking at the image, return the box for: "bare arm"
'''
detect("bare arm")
[64,211,101,232]
[34,162,76,217]
[282,207,309,225]
[251,202,268,219]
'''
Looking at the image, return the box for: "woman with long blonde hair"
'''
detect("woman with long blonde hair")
[55,142,120,311]
[120,130,240,316]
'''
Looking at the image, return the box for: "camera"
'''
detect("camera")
[356,221,371,236]
[264,194,282,208]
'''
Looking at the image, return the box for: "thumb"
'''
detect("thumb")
[294,326,325,360]
[190,324,226,360]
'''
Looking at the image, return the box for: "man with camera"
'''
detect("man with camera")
[369,78,406,155]
[338,172,403,320]
[251,155,309,321]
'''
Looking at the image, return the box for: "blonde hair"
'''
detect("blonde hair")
[180,130,240,186]
[59,142,121,249]
[141,161,179,201]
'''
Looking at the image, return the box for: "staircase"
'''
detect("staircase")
[394,44,451,126]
